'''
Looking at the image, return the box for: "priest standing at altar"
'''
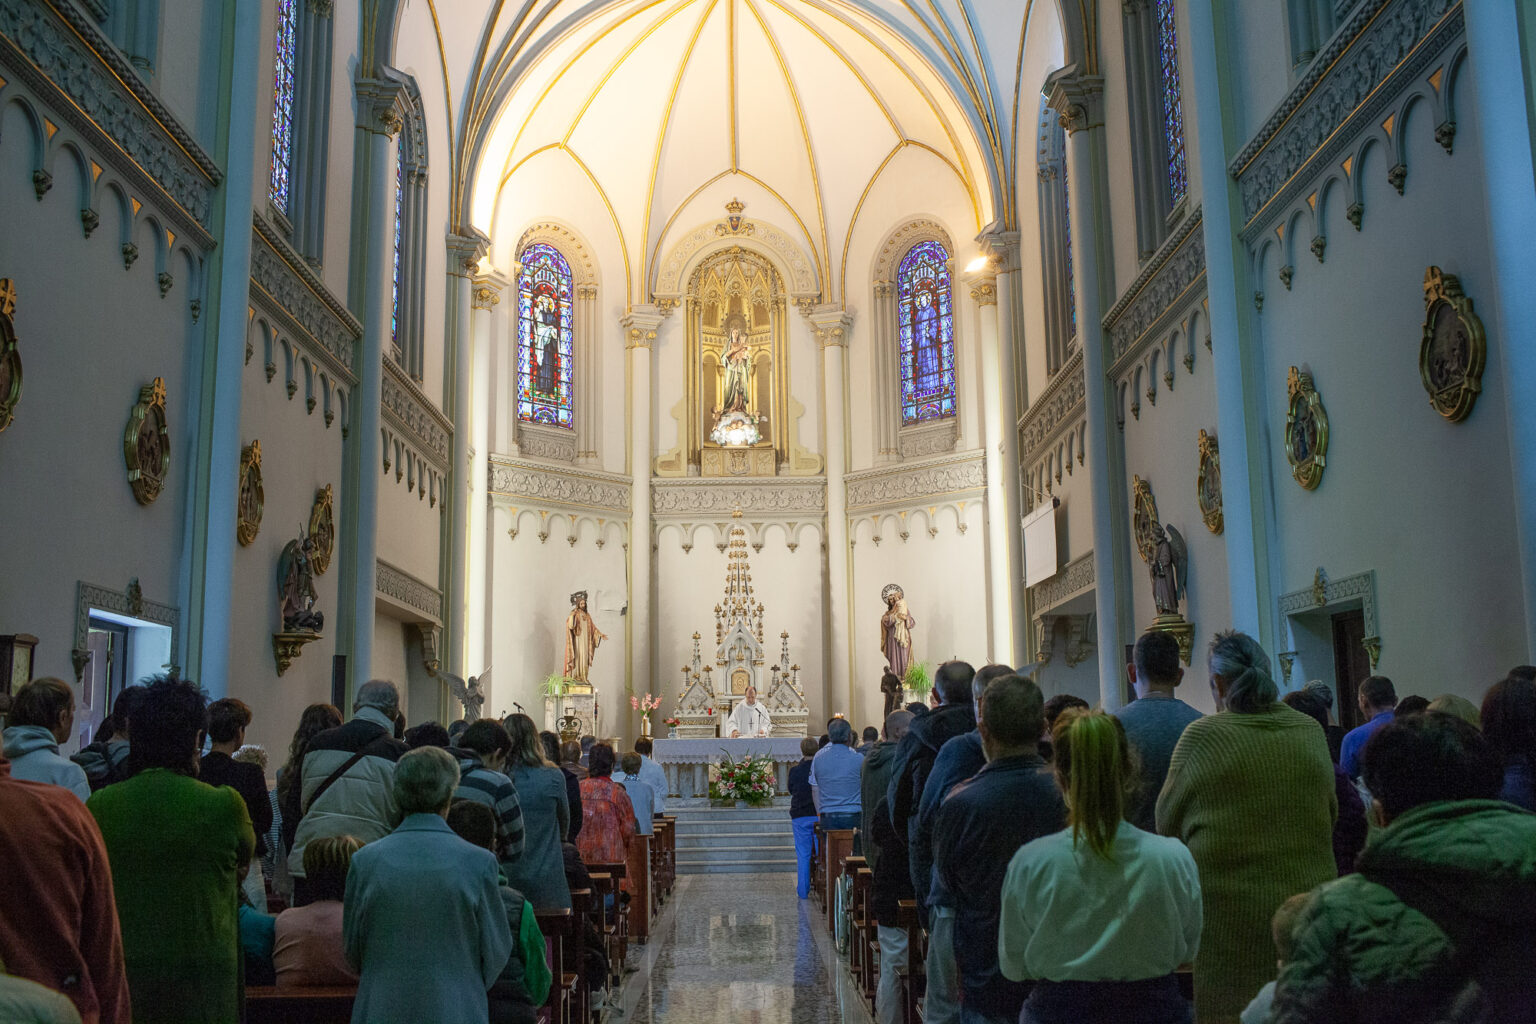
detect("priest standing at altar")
[727,688,772,738]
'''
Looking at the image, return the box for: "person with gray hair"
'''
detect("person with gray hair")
[288,680,410,905]
[343,747,513,1024]
[810,717,865,832]
[1301,679,1346,763]
[1156,630,1337,1023]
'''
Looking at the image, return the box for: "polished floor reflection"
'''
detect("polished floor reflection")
[616,872,875,1024]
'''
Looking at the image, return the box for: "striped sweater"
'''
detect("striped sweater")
[452,751,526,860]
[1156,703,1337,1024]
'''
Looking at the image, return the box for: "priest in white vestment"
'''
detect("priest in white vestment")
[727,687,772,738]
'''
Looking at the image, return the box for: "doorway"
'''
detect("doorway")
[1331,609,1371,731]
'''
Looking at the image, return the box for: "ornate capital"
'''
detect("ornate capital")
[621,306,665,349]
[355,76,406,137]
[969,281,998,306]
[471,269,510,311]
[1044,65,1106,135]
[976,229,1022,273]
[801,304,854,348]
[309,0,334,17]
[446,231,490,279]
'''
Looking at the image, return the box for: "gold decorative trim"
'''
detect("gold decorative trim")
[1284,367,1329,490]
[1196,428,1223,534]
[1418,265,1485,422]
[0,278,22,434]
[123,377,170,505]
[237,441,264,546]
[307,484,335,575]
[1131,474,1161,563]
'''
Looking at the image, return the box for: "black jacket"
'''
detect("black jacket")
[933,753,1065,1020]
[885,702,975,848]
[870,793,913,927]
[201,751,274,856]
[788,758,815,819]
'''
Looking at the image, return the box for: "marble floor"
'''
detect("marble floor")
[614,872,876,1024]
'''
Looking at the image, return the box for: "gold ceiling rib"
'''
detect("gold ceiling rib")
[755,0,904,138]
[729,0,738,169]
[563,0,703,144]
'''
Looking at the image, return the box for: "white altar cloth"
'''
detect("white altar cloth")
[651,737,806,798]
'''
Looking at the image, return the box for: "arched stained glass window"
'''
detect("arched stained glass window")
[898,241,955,424]
[391,146,403,356]
[268,0,298,214]
[1156,0,1188,206]
[518,243,575,427]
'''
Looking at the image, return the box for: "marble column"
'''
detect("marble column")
[978,231,1028,665]
[179,0,262,686]
[1464,1,1536,654]
[576,283,601,464]
[1048,68,1131,710]
[870,281,899,463]
[967,268,1015,664]
[467,270,509,682]
[445,231,489,678]
[1185,0,1279,649]
[621,308,664,709]
[806,307,854,713]
[334,74,405,692]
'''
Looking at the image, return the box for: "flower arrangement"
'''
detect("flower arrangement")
[663,716,680,728]
[630,692,661,716]
[713,750,775,806]
[903,661,932,695]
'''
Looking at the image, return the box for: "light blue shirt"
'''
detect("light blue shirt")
[637,754,667,812]
[1339,710,1394,779]
[619,775,654,834]
[999,820,1202,983]
[809,742,864,815]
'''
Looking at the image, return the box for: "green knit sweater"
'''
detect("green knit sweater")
[1156,703,1337,1024]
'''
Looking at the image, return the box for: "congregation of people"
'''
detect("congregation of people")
[789,632,1536,1024]
[0,675,669,1024]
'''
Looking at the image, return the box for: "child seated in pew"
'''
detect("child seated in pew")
[447,801,552,1024]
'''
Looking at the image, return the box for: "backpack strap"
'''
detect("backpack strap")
[303,733,392,814]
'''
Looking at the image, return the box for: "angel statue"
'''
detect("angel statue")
[277,528,324,633]
[434,668,487,723]
[1148,523,1188,616]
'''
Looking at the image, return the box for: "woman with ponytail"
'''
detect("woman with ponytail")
[999,709,1202,1023]
[1155,630,1336,1023]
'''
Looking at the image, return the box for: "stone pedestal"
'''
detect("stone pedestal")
[545,692,596,739]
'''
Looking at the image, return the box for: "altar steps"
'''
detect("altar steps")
[671,804,798,874]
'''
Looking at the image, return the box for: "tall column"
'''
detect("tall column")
[334,75,405,693]
[968,269,1014,663]
[807,307,854,712]
[467,270,508,681]
[978,231,1028,665]
[445,232,489,678]
[179,0,262,685]
[1185,0,1278,649]
[1464,1,1536,654]
[1048,68,1132,709]
[871,281,899,462]
[621,308,663,708]
[576,284,600,464]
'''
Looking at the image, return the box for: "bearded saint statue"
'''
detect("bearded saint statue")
[562,591,607,683]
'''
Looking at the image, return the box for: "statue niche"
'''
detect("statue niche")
[691,249,785,476]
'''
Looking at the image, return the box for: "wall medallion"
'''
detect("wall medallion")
[0,279,22,434]
[1284,367,1328,491]
[307,484,335,575]
[1418,266,1486,422]
[237,440,264,545]
[1131,475,1162,563]
[123,377,171,504]
[1196,429,1223,534]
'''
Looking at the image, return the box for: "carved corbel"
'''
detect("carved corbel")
[1063,614,1095,668]
[1035,615,1057,666]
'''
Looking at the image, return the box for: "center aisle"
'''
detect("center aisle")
[615,871,875,1024]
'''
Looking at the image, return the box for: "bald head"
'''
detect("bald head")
[884,709,914,742]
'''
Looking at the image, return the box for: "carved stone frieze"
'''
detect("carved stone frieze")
[72,580,179,682]
[1028,551,1095,614]
[846,452,984,512]
[515,222,598,284]
[1103,208,1206,363]
[897,418,958,459]
[518,422,577,464]
[1230,0,1462,234]
[382,358,450,469]
[651,477,825,517]
[1020,349,1085,460]
[0,0,220,235]
[1279,567,1380,667]
[250,216,361,380]
[488,456,631,513]
[653,219,818,301]
[375,559,443,623]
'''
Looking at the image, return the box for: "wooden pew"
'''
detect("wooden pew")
[896,899,926,1024]
[627,832,652,941]
[655,814,676,895]
[566,890,597,1024]
[810,822,826,909]
[822,828,856,935]
[852,864,876,1004]
[649,819,670,915]
[246,985,356,1024]
[586,861,630,986]
[532,906,574,1024]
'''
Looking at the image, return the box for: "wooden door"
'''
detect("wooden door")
[1331,609,1370,731]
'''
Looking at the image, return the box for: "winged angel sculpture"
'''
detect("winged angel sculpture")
[434,668,488,723]
[1148,523,1188,617]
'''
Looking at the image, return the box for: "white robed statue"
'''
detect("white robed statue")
[727,686,771,738]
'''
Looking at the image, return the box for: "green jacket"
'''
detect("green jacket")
[1271,799,1536,1024]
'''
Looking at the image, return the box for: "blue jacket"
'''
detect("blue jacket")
[344,813,513,1024]
[933,753,1066,1020]
[911,730,985,913]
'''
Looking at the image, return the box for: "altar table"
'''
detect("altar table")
[651,737,806,797]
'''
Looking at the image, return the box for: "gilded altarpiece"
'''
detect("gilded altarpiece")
[683,249,790,476]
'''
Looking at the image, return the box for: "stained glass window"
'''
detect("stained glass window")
[898,241,955,424]
[391,146,403,353]
[518,243,574,427]
[268,0,298,214]
[1156,0,1188,206]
